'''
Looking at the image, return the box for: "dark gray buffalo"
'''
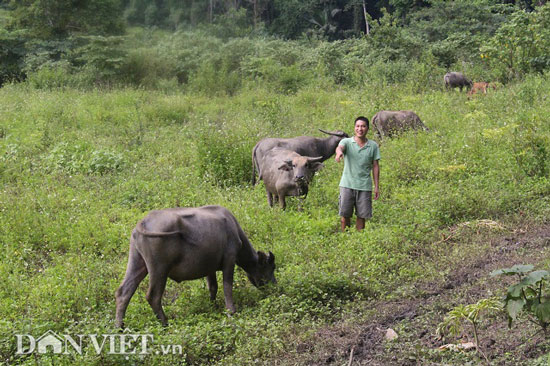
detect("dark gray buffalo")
[115,205,276,327]
[259,148,324,210]
[444,71,472,91]
[371,110,428,139]
[252,129,348,185]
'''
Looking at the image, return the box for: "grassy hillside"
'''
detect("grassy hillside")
[1,75,549,364]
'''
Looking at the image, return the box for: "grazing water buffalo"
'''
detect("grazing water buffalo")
[115,205,276,327]
[371,110,428,139]
[444,72,473,91]
[252,129,348,185]
[258,148,324,210]
[467,82,489,97]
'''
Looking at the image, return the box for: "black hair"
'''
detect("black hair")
[354,116,369,129]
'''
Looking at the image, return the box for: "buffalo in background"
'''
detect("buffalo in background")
[444,72,473,91]
[371,110,428,139]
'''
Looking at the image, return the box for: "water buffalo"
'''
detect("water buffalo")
[115,205,276,327]
[467,82,489,97]
[252,129,348,185]
[258,148,324,210]
[371,110,428,139]
[444,72,473,91]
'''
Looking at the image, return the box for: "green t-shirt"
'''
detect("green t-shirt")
[338,137,381,191]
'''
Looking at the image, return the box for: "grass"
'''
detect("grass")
[0,74,549,365]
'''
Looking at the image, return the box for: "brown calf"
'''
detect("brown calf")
[467,82,489,97]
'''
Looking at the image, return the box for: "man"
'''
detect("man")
[335,116,380,231]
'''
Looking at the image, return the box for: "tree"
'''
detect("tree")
[9,0,125,38]
[481,3,550,80]
[403,0,511,66]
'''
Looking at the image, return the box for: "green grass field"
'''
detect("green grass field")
[1,75,549,364]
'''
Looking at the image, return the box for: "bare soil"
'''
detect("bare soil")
[281,220,550,365]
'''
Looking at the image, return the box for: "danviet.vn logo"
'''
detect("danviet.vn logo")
[16,330,183,357]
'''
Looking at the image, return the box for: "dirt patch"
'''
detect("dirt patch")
[283,221,550,365]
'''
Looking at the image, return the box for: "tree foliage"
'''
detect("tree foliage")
[8,0,125,38]
[481,3,550,81]
[2,0,550,88]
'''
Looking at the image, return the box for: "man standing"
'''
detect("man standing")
[335,116,380,231]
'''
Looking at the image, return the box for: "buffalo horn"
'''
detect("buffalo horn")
[318,128,344,137]
[307,156,323,163]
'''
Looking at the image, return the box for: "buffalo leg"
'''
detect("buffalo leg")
[207,273,218,302]
[266,190,273,207]
[146,268,169,326]
[278,194,286,210]
[222,264,236,314]
[115,245,148,328]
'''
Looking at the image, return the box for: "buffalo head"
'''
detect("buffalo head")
[246,251,276,287]
[278,156,324,183]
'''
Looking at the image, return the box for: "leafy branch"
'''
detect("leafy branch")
[491,264,550,338]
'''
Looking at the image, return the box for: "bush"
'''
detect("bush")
[69,36,128,86]
[481,4,550,82]
[43,142,125,175]
[196,125,252,187]
[142,97,191,125]
[122,48,178,88]
[26,64,73,89]
[366,59,411,86]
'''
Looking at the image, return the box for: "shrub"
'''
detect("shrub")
[69,36,128,86]
[437,297,502,363]
[481,4,550,81]
[87,149,126,175]
[365,59,411,86]
[188,62,242,96]
[201,8,253,40]
[43,142,125,175]
[142,97,191,125]
[491,265,550,337]
[122,48,178,88]
[512,113,550,178]
[26,64,73,89]
[196,125,252,187]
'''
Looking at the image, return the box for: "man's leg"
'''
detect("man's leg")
[355,191,372,231]
[339,187,354,232]
[341,217,351,232]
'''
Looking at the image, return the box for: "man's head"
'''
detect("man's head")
[354,116,369,138]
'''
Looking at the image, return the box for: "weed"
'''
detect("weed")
[437,297,502,364]
[491,265,550,337]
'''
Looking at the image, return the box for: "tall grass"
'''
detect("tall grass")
[0,73,549,364]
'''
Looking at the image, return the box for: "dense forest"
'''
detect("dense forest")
[1,0,550,91]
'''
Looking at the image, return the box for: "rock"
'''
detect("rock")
[385,328,398,341]
[439,342,476,351]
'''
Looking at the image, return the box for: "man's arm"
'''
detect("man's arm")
[335,144,345,162]
[373,159,380,200]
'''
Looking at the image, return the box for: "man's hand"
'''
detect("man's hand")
[373,187,380,200]
[335,146,344,162]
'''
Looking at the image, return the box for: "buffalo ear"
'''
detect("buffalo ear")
[278,160,293,171]
[268,251,275,264]
[311,162,324,172]
[257,251,267,264]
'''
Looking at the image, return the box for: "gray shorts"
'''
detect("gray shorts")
[339,187,372,219]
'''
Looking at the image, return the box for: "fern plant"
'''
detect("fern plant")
[437,297,502,364]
